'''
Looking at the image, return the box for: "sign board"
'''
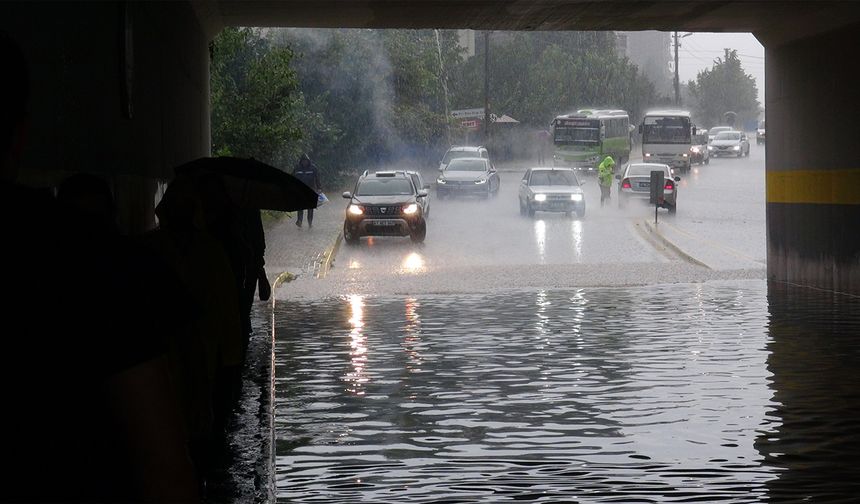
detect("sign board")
[461,119,480,130]
[451,108,485,119]
[649,171,665,205]
[554,118,598,128]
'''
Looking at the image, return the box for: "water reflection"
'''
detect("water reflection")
[275,281,860,502]
[402,297,422,373]
[570,219,583,261]
[399,252,426,274]
[345,294,368,396]
[534,219,546,262]
[757,284,860,501]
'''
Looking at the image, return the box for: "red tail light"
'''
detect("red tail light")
[621,179,631,189]
[664,180,674,190]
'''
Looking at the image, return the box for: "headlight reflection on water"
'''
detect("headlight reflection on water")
[346,294,368,395]
[400,252,426,274]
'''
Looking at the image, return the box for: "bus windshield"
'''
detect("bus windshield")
[554,127,599,145]
[643,116,691,145]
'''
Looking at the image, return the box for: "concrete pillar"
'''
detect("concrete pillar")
[765,23,860,294]
[0,1,214,234]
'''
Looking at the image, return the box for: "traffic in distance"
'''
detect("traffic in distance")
[341,108,760,245]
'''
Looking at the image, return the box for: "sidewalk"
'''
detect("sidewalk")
[643,218,765,271]
[264,197,344,281]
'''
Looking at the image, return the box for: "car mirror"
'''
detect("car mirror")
[439,166,445,172]
[615,174,621,180]
[417,189,428,197]
[342,191,352,199]
[674,176,681,182]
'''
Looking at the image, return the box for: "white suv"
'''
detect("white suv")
[439,146,492,171]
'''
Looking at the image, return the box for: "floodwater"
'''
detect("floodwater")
[274,280,860,502]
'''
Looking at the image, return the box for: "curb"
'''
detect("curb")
[317,231,343,279]
[641,219,711,269]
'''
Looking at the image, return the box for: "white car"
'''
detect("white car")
[439,145,492,172]
[707,126,732,143]
[708,131,750,157]
[518,167,585,218]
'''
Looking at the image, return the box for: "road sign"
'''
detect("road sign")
[649,170,664,205]
[451,108,485,119]
[461,119,480,130]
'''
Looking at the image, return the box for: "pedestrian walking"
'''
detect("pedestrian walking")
[293,153,321,228]
[537,129,552,165]
[598,155,615,207]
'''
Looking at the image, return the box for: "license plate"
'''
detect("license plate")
[374,221,396,226]
[638,182,650,188]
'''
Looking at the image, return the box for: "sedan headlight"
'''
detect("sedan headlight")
[691,147,700,153]
[732,145,740,151]
[708,145,714,151]
[348,204,364,215]
[534,194,547,202]
[436,177,446,184]
[682,153,688,158]
[475,178,488,184]
[402,203,419,215]
[570,194,583,202]
[644,153,652,158]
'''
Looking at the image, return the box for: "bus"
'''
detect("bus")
[640,110,696,173]
[551,109,631,173]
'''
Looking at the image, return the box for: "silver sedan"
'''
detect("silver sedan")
[518,167,586,218]
[616,162,680,213]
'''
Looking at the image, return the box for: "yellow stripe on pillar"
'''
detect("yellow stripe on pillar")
[767,169,860,205]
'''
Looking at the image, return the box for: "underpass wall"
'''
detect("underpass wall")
[1,1,212,234]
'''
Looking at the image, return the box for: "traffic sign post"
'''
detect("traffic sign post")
[649,170,665,224]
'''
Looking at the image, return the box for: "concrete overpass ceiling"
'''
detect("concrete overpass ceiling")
[212,1,860,45]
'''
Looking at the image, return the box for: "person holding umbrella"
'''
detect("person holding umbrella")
[293,153,321,228]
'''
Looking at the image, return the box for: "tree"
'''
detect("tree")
[687,49,759,128]
[211,27,323,171]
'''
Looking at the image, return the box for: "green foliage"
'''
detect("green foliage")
[211,27,324,172]
[211,28,660,185]
[449,32,657,127]
[687,49,759,128]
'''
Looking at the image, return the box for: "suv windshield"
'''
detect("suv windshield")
[710,127,731,135]
[529,170,579,186]
[442,150,478,164]
[446,159,487,172]
[356,178,415,196]
[715,132,741,141]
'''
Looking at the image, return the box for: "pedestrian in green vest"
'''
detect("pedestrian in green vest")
[598,155,615,207]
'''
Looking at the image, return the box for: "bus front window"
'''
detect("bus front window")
[643,117,691,144]
[554,127,599,145]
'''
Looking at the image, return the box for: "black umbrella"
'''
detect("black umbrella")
[174,156,318,212]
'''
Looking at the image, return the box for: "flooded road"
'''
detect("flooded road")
[274,282,860,502]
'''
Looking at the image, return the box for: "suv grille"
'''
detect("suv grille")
[365,205,401,217]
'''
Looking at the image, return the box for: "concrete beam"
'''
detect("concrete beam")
[766,23,860,294]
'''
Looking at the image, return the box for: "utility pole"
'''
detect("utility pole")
[483,31,490,144]
[673,32,692,106]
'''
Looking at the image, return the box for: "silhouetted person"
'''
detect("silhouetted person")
[147,175,244,489]
[240,208,271,349]
[0,32,199,502]
[293,153,320,227]
[195,174,247,432]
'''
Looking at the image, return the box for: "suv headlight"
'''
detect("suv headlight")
[475,178,488,184]
[348,204,363,215]
[534,194,547,202]
[732,145,740,151]
[571,194,583,202]
[402,203,419,215]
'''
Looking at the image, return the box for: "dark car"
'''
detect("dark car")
[342,171,428,245]
[436,157,500,199]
